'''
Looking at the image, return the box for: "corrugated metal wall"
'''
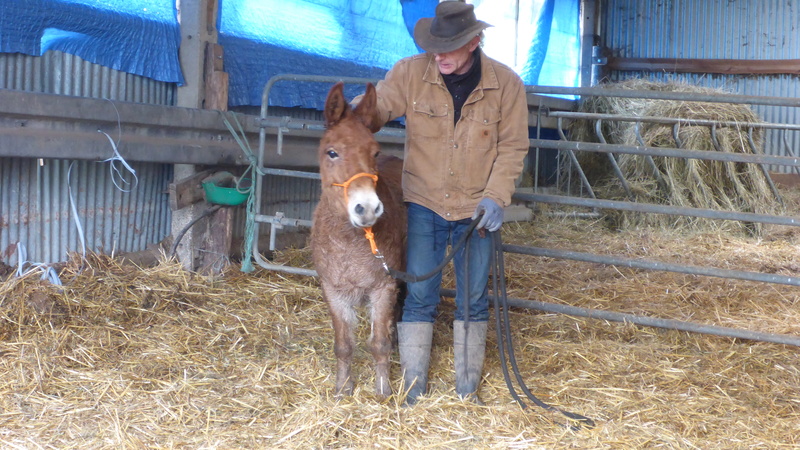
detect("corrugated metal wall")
[1,159,172,263]
[599,0,800,168]
[0,51,176,103]
[0,50,176,265]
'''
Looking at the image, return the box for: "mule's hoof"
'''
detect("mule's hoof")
[335,380,355,398]
[375,385,392,399]
[458,392,485,406]
[375,375,392,399]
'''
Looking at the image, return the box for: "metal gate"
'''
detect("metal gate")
[248,76,800,346]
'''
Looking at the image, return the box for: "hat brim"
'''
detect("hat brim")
[413,18,492,54]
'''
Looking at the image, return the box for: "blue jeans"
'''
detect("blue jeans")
[402,203,492,323]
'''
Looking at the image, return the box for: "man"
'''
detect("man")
[358,1,530,404]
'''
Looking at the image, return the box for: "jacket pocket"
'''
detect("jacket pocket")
[464,107,501,150]
[410,101,449,138]
[462,108,501,197]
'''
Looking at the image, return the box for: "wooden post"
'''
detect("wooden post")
[173,0,233,274]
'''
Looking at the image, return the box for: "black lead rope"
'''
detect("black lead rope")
[385,216,480,284]
[490,230,595,430]
[381,215,594,429]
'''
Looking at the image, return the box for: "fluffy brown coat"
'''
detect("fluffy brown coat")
[310,82,406,398]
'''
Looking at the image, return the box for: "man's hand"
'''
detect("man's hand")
[472,198,503,232]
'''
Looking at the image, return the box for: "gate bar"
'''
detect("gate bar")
[440,289,800,347]
[546,111,800,131]
[515,192,800,227]
[529,138,800,167]
[503,243,800,287]
[528,85,800,108]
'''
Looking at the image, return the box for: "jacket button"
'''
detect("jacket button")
[445,193,450,198]
[454,144,458,149]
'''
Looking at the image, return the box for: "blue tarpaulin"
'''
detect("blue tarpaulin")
[218,0,429,109]
[219,0,579,108]
[0,0,579,108]
[0,0,184,85]
[528,0,580,90]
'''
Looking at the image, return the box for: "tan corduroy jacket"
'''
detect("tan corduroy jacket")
[364,50,530,221]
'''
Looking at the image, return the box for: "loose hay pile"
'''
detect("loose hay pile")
[2,212,800,447]
[569,79,782,235]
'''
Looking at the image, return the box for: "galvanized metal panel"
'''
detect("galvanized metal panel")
[259,174,321,222]
[600,0,800,169]
[230,174,320,246]
[233,106,328,242]
[0,158,172,263]
[0,50,176,265]
[0,51,176,103]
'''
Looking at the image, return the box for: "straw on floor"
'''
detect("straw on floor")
[2,198,800,448]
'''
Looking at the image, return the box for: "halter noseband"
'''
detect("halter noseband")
[331,172,379,202]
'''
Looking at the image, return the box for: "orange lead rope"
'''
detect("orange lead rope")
[363,226,378,255]
[364,226,389,273]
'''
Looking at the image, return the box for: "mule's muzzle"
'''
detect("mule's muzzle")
[350,194,384,228]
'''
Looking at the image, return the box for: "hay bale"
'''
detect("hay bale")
[568,79,781,235]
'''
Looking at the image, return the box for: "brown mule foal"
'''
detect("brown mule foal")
[310,82,405,398]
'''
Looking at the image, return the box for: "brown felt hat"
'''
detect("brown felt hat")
[413,1,492,54]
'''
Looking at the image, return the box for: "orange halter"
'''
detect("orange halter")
[331,172,381,255]
[331,172,379,202]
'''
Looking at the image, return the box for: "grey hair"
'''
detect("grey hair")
[478,31,485,48]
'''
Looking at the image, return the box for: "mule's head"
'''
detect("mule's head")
[320,82,385,228]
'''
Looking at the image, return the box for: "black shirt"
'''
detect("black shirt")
[441,49,482,125]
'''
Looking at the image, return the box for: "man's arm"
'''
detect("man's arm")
[483,75,530,208]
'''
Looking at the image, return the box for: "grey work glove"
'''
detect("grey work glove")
[472,198,503,232]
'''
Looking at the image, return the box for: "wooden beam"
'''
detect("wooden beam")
[168,169,213,210]
[607,57,800,75]
[174,0,217,272]
[204,42,228,111]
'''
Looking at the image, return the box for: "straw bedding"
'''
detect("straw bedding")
[568,79,780,235]
[2,203,800,448]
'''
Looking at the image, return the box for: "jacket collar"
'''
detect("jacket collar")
[421,50,500,92]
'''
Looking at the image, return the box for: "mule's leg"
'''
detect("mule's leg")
[323,285,358,397]
[368,283,398,398]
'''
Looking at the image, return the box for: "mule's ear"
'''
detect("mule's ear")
[324,82,349,128]
[353,83,384,133]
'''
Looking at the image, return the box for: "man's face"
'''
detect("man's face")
[434,36,480,75]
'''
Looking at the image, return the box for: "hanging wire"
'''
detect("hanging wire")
[8,99,130,286]
[14,243,62,286]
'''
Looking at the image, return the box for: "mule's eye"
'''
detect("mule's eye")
[373,150,381,158]
[326,149,339,159]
